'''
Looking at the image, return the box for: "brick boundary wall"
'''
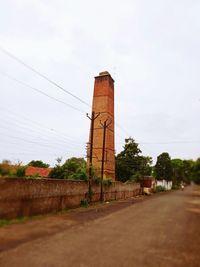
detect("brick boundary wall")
[0,178,141,219]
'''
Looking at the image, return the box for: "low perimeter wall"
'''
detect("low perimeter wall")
[0,178,141,219]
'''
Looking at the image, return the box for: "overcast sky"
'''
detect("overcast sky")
[0,0,200,166]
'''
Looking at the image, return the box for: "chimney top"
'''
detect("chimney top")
[95,71,114,83]
[99,71,110,76]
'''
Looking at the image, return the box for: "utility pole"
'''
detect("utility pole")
[86,111,100,202]
[100,118,112,202]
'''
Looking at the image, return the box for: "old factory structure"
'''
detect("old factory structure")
[88,71,115,180]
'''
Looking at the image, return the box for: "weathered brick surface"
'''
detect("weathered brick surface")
[88,72,115,180]
[0,178,141,219]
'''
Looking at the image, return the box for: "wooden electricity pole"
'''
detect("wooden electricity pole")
[87,111,100,202]
[100,119,112,202]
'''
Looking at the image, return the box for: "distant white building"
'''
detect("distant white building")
[156,180,172,190]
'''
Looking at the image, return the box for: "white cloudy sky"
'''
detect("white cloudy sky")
[0,0,200,166]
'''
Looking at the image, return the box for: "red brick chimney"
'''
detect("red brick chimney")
[88,71,115,180]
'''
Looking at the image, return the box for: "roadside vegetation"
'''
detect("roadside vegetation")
[0,137,199,185]
[115,137,200,186]
[0,160,26,177]
[154,185,166,193]
[49,157,88,181]
[0,159,49,178]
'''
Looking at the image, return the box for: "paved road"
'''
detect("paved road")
[0,185,200,267]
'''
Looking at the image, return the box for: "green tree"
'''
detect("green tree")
[192,158,200,184]
[116,138,152,182]
[28,160,49,168]
[49,157,88,181]
[138,156,153,176]
[155,152,173,181]
[182,160,194,184]
[171,159,184,186]
[171,158,198,185]
[16,166,26,177]
[116,138,141,182]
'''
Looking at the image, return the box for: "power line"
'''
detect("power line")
[0,132,85,152]
[0,140,46,154]
[0,141,85,157]
[0,106,86,145]
[0,124,84,149]
[115,122,130,136]
[0,117,84,148]
[115,125,200,145]
[0,46,135,144]
[2,47,196,150]
[0,45,91,108]
[115,137,200,145]
[0,45,133,137]
[0,136,83,155]
[0,133,57,149]
[0,70,86,113]
[140,141,200,145]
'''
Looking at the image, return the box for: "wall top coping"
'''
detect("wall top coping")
[0,178,140,187]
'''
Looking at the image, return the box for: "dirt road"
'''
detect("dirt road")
[0,185,200,267]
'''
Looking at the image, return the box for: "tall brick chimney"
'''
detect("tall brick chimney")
[88,71,115,180]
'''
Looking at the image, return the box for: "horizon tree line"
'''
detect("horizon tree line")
[0,137,199,185]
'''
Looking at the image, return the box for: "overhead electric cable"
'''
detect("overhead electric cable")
[0,46,134,141]
[0,46,134,137]
[0,46,91,107]
[2,46,191,148]
[0,116,85,148]
[0,124,83,149]
[0,132,85,152]
[0,106,86,145]
[0,70,85,113]
[115,122,130,136]
[140,141,200,144]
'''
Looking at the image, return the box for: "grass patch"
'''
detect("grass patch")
[0,217,29,227]
[0,208,71,227]
[0,214,47,227]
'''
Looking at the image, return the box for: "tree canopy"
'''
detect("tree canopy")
[192,158,200,184]
[115,137,152,182]
[49,157,88,181]
[170,158,200,185]
[154,152,173,181]
[28,160,50,168]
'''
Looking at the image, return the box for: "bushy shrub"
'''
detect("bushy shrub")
[80,199,89,208]
[49,157,88,181]
[154,185,166,193]
[93,177,101,184]
[0,162,25,177]
[93,177,112,186]
[16,167,26,177]
[68,170,88,181]
[0,164,11,176]
[28,160,49,168]
[102,179,113,186]
[49,165,64,179]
